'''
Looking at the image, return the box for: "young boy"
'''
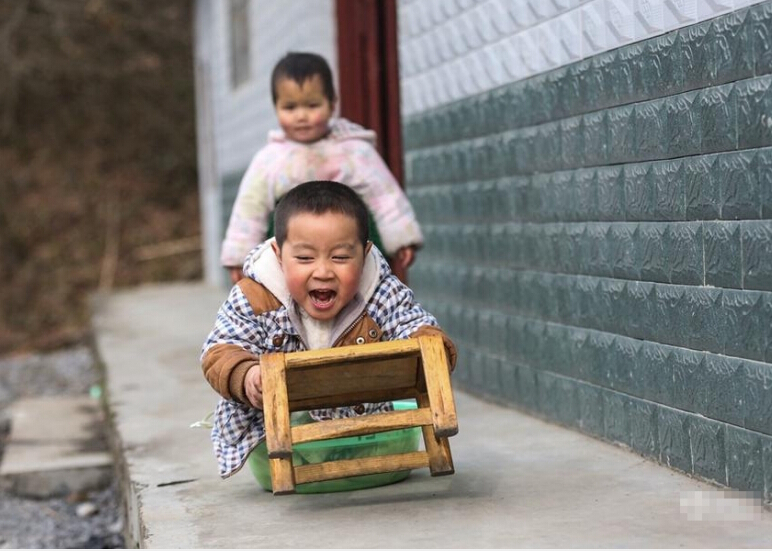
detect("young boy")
[220,51,423,284]
[201,180,456,479]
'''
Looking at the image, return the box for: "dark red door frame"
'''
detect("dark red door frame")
[335,0,404,186]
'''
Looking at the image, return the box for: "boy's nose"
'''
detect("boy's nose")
[312,261,333,279]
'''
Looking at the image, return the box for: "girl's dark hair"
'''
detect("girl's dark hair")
[270,52,336,104]
[274,181,369,248]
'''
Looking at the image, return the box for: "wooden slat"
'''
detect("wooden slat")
[287,387,419,412]
[285,357,418,401]
[260,352,293,459]
[294,451,430,484]
[418,336,458,438]
[269,457,296,495]
[417,393,454,476]
[283,339,420,369]
[291,408,433,444]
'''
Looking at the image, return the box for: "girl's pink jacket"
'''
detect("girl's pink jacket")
[220,118,423,268]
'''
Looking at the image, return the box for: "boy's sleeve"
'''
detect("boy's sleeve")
[220,149,273,268]
[376,279,456,371]
[344,141,424,255]
[200,285,266,404]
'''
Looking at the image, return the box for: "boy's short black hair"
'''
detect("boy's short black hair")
[274,181,369,248]
[271,52,336,104]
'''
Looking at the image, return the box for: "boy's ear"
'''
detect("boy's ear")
[271,240,282,264]
[364,240,372,256]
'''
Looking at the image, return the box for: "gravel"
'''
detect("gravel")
[0,345,125,548]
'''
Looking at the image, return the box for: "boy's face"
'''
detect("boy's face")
[274,75,335,143]
[272,211,370,321]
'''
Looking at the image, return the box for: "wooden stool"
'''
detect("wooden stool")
[260,335,458,495]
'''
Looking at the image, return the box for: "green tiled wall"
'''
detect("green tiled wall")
[404,2,772,498]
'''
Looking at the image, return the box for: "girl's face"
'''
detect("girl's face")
[274,75,335,143]
[272,211,370,321]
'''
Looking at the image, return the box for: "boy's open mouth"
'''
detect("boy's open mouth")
[310,289,336,309]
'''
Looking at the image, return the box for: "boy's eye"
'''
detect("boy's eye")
[295,256,313,262]
[332,256,351,262]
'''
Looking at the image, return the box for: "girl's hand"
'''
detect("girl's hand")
[245,365,263,409]
[228,267,244,284]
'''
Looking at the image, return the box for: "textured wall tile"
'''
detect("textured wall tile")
[498,361,519,403]
[607,336,643,396]
[743,359,772,435]
[684,287,725,352]
[708,9,754,86]
[629,398,660,459]
[669,222,703,285]
[689,419,727,485]
[671,347,706,413]
[623,281,656,341]
[680,20,712,92]
[644,32,684,97]
[658,406,693,473]
[750,1,772,76]
[580,223,612,277]
[684,155,720,220]
[624,163,653,221]
[577,382,605,436]
[603,391,630,444]
[518,364,539,412]
[638,223,670,283]
[665,91,701,158]
[742,221,772,291]
[701,354,745,427]
[596,166,626,221]
[561,115,585,170]
[586,50,616,111]
[635,99,667,161]
[704,221,742,288]
[607,104,636,164]
[652,160,686,221]
[608,223,640,280]
[534,122,563,173]
[725,426,764,491]
[755,149,772,218]
[613,43,647,105]
[699,85,738,154]
[596,278,626,335]
[469,350,486,389]
[582,111,608,167]
[641,341,675,405]
[555,172,580,223]
[764,435,772,504]
[588,331,617,385]
[735,76,772,150]
[718,151,759,220]
[484,355,503,398]
[555,376,581,428]
[655,284,688,347]
[574,169,598,221]
[722,289,767,361]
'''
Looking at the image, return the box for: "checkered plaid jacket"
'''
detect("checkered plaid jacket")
[201,245,456,478]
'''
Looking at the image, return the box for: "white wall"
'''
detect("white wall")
[398,0,766,117]
[194,0,338,285]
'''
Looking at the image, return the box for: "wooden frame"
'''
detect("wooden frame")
[261,335,458,495]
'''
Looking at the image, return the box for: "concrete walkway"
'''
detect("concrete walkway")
[92,282,772,548]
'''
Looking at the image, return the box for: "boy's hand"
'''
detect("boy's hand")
[244,364,263,409]
[228,267,244,284]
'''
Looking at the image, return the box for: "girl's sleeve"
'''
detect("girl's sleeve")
[219,149,274,268]
[344,141,424,255]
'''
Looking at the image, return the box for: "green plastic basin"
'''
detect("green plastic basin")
[247,400,420,493]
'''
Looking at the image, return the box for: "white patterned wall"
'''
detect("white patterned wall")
[196,0,337,178]
[194,0,337,284]
[398,0,766,116]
